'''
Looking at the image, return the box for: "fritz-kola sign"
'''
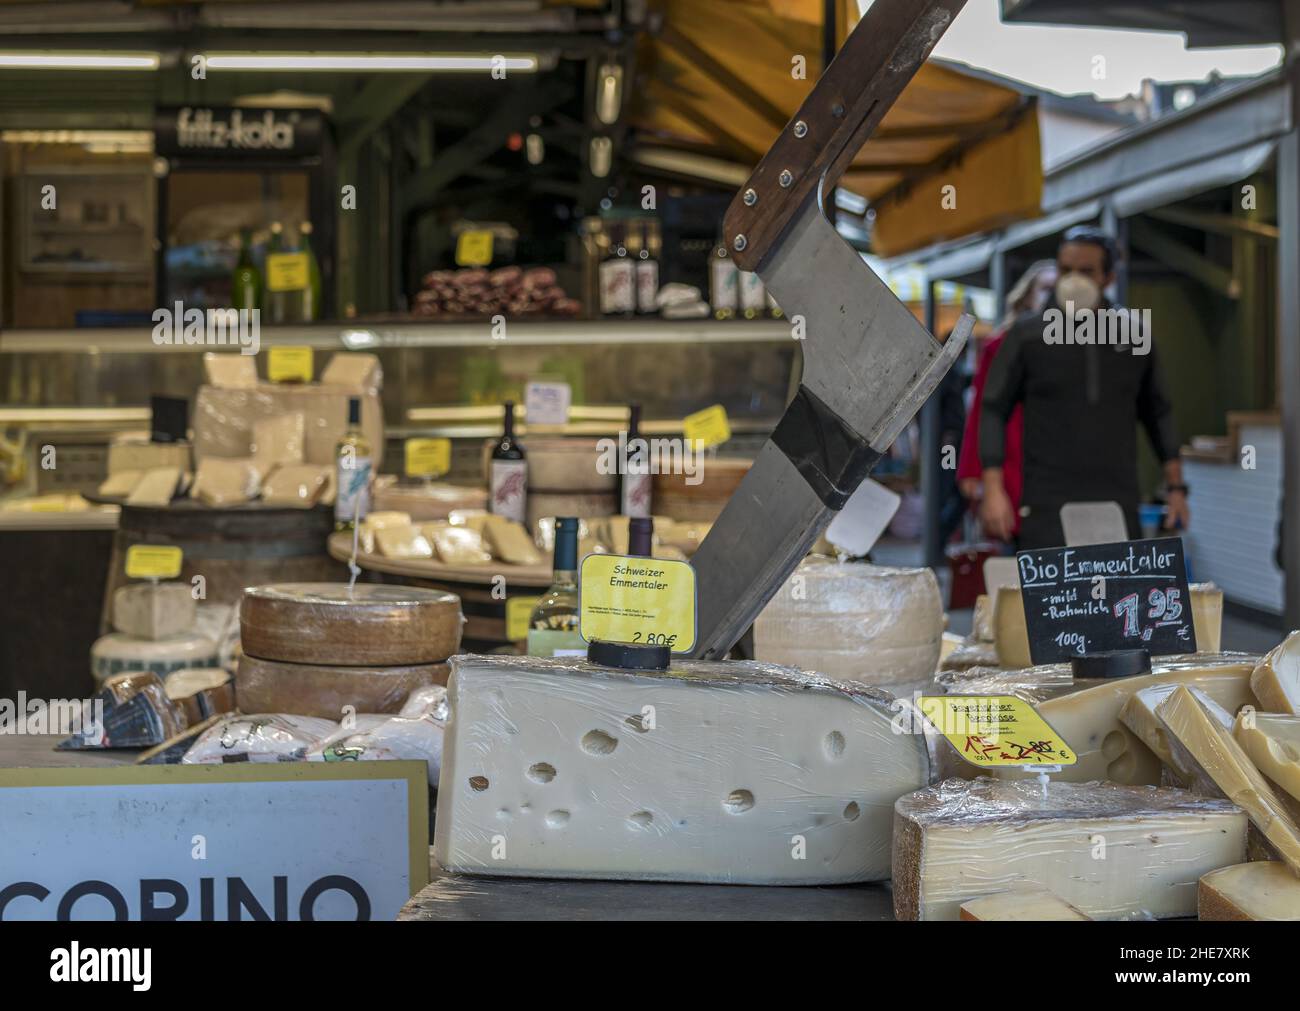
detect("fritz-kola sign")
[155,106,324,158]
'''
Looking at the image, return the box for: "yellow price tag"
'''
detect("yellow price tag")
[405,438,452,479]
[506,596,541,642]
[579,554,696,652]
[267,346,314,383]
[683,404,731,449]
[455,230,494,267]
[265,251,310,292]
[125,545,183,580]
[915,695,1077,768]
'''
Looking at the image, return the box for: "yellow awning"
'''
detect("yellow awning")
[631,0,1042,256]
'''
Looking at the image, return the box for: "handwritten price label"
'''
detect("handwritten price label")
[579,553,696,653]
[916,695,1077,768]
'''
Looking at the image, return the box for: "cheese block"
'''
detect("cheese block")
[164,667,235,726]
[90,632,218,686]
[250,412,305,475]
[190,457,261,507]
[483,437,615,493]
[358,511,413,554]
[753,559,944,687]
[203,352,258,388]
[1234,712,1300,804]
[1190,582,1224,653]
[526,491,617,532]
[374,525,434,560]
[939,639,1002,672]
[261,463,330,507]
[113,581,196,640]
[893,778,1247,921]
[993,585,1031,668]
[1119,683,1236,781]
[183,713,339,764]
[372,478,487,521]
[1156,685,1300,873]
[994,655,1258,785]
[320,352,381,390]
[435,654,932,885]
[482,515,544,566]
[97,469,143,499]
[449,510,490,532]
[939,632,963,667]
[240,583,462,666]
[107,439,191,476]
[125,466,181,507]
[1199,862,1300,920]
[959,890,1091,921]
[1251,631,1300,714]
[426,524,492,565]
[236,654,450,719]
[972,594,994,642]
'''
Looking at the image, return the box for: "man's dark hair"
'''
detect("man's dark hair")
[1060,225,1116,274]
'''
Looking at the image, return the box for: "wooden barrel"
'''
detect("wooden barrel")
[101,502,346,633]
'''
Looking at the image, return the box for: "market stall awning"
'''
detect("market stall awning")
[630,0,1043,256]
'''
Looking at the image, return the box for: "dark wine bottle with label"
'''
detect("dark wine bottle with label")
[489,400,527,523]
[628,516,653,558]
[620,403,652,518]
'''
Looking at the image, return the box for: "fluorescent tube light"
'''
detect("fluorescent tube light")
[0,52,159,70]
[204,53,539,72]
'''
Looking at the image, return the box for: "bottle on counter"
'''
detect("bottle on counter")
[489,400,527,523]
[300,220,323,322]
[636,219,661,315]
[266,221,291,325]
[526,516,585,657]
[739,268,766,320]
[598,221,635,317]
[334,396,372,531]
[231,229,262,313]
[710,239,739,320]
[620,403,652,519]
[628,516,653,558]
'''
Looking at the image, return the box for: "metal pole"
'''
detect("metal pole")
[1281,2,1300,627]
[921,277,942,569]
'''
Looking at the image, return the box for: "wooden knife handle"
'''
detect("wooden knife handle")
[723,0,967,272]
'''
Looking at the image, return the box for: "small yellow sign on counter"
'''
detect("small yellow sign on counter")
[455,230,494,267]
[683,404,731,449]
[404,438,452,479]
[579,553,696,652]
[265,251,310,292]
[916,695,1077,768]
[267,346,314,383]
[125,545,183,580]
[506,596,541,642]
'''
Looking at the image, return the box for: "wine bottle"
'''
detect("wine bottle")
[710,240,739,320]
[231,229,262,314]
[334,396,372,531]
[619,403,651,518]
[636,219,661,315]
[300,220,323,322]
[489,400,527,523]
[628,516,653,558]
[526,516,585,657]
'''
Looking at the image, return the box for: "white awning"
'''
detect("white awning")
[1111,140,1278,217]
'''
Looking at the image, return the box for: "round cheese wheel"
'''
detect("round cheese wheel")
[240,583,462,666]
[237,654,451,719]
[482,437,618,493]
[91,633,219,686]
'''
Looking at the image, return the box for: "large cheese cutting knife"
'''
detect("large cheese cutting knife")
[690,0,974,659]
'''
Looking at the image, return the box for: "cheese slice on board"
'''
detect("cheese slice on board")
[959,889,1091,921]
[426,524,492,565]
[126,466,181,507]
[1234,712,1300,803]
[435,654,932,885]
[98,469,143,499]
[374,524,434,560]
[1199,862,1300,921]
[994,655,1258,785]
[1156,685,1300,874]
[240,583,462,666]
[237,654,449,719]
[482,515,544,565]
[1119,683,1235,781]
[1252,631,1300,714]
[893,778,1247,921]
[113,581,196,640]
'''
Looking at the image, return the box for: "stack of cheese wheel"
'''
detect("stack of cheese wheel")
[92,582,218,686]
[652,457,750,522]
[237,583,463,719]
[486,437,617,532]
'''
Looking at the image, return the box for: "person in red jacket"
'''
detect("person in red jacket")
[956,260,1057,538]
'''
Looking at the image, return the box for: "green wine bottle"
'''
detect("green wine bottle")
[231,229,262,314]
[301,220,323,322]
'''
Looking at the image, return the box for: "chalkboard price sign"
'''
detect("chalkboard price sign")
[1016,537,1196,664]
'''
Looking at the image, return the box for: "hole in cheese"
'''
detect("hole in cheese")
[824,731,846,759]
[546,810,570,828]
[628,811,653,829]
[581,730,618,755]
[527,762,556,783]
[469,776,489,792]
[844,802,861,821]
[723,789,754,814]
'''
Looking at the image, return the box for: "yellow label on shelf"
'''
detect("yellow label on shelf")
[506,596,541,642]
[125,545,183,580]
[265,251,310,292]
[267,346,314,383]
[683,404,731,449]
[916,695,1078,768]
[455,230,494,267]
[404,438,452,479]
[579,553,696,652]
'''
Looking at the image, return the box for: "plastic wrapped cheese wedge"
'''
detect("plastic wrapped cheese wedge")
[1156,686,1300,874]
[434,652,931,885]
[1119,683,1235,784]
[1199,862,1300,920]
[960,889,1091,921]
[1234,712,1300,804]
[1252,631,1300,714]
[893,778,1247,921]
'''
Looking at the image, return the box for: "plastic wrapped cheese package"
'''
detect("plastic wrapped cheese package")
[893,778,1247,921]
[182,714,339,763]
[434,652,932,885]
[308,711,447,786]
[753,558,943,687]
[400,684,449,720]
[190,456,262,507]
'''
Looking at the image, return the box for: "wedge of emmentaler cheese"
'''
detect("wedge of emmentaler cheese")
[1119,684,1235,784]
[960,889,1091,921]
[1234,711,1300,803]
[1199,862,1300,920]
[1156,686,1300,874]
[894,778,1246,921]
[1252,631,1300,713]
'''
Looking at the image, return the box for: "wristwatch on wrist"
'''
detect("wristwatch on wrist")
[1166,483,1190,497]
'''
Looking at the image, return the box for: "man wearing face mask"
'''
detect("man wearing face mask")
[977,226,1190,548]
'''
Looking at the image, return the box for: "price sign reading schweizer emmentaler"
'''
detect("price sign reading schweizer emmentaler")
[579,554,696,652]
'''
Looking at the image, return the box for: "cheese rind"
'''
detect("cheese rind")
[959,890,1091,921]
[435,654,932,885]
[1199,862,1300,921]
[894,778,1247,921]
[236,654,449,719]
[113,582,196,640]
[1233,712,1300,804]
[1156,686,1300,874]
[240,582,462,666]
[1251,631,1300,714]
